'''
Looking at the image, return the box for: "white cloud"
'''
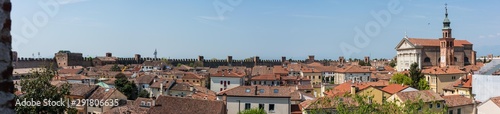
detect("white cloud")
[479,35,485,38]
[489,35,496,38]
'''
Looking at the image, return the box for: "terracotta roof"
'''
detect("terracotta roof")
[296,85,314,91]
[218,85,293,98]
[89,88,119,100]
[58,69,82,74]
[407,38,472,47]
[148,96,225,114]
[64,75,90,80]
[452,74,472,88]
[442,95,475,107]
[371,72,393,80]
[325,81,389,96]
[135,75,156,84]
[105,98,152,114]
[301,68,321,73]
[177,65,193,71]
[394,90,444,103]
[463,63,484,72]
[69,83,99,97]
[150,79,174,88]
[381,84,409,94]
[210,71,245,78]
[191,86,217,101]
[334,65,371,73]
[273,65,289,74]
[422,66,467,74]
[170,82,192,91]
[251,66,274,76]
[251,74,278,81]
[181,72,203,80]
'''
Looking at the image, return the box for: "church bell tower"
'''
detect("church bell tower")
[439,3,455,67]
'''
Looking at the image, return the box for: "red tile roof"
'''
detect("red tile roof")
[394,90,444,103]
[422,66,467,74]
[148,96,225,114]
[251,74,278,81]
[210,71,245,78]
[69,83,99,97]
[381,84,409,94]
[407,38,472,47]
[452,74,472,88]
[442,95,475,107]
[181,72,203,80]
[334,65,371,73]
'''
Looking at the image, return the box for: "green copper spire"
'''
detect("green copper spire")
[443,3,451,29]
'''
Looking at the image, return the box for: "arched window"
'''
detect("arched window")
[424,57,431,62]
[454,57,458,62]
[438,58,441,63]
[464,57,470,63]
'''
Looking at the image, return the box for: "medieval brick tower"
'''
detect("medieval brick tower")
[439,4,455,67]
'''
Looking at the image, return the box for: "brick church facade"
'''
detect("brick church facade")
[395,5,476,71]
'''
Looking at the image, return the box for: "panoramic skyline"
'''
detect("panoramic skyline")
[11,0,500,60]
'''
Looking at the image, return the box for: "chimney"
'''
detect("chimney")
[189,85,194,92]
[350,85,357,95]
[255,86,258,95]
[106,52,112,57]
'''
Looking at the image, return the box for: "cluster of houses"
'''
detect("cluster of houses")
[13,52,500,114]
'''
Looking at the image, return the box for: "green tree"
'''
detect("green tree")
[390,73,412,85]
[110,64,121,71]
[389,60,396,68]
[409,63,424,89]
[418,79,430,90]
[16,67,77,113]
[238,108,266,114]
[138,90,150,98]
[309,93,446,114]
[114,73,139,100]
[177,63,183,67]
[358,61,366,66]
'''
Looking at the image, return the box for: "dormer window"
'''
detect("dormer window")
[147,102,151,106]
[245,88,251,93]
[141,101,145,106]
[259,89,264,93]
[273,89,279,93]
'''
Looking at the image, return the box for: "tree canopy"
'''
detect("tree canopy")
[114,73,139,100]
[390,73,412,85]
[16,67,77,114]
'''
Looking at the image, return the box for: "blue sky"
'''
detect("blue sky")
[11,0,500,60]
